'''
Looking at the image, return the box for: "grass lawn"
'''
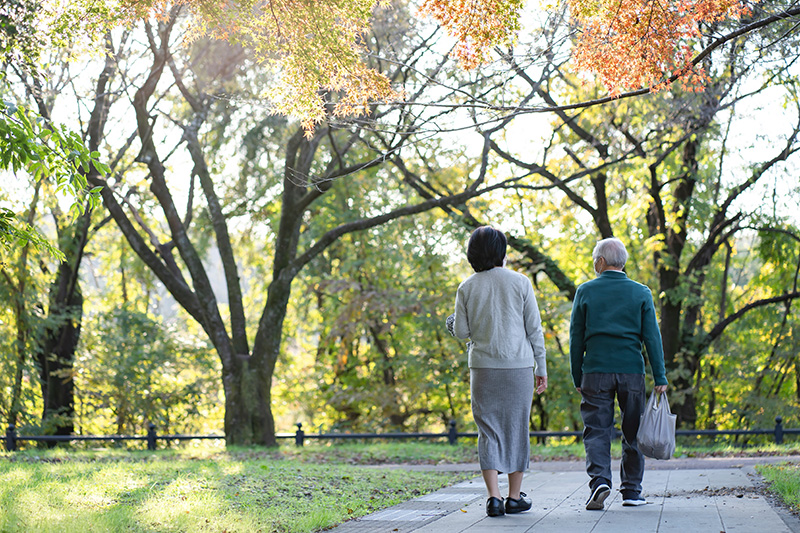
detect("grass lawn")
[756,462,800,515]
[0,443,473,533]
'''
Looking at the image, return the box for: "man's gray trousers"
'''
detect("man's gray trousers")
[580,373,646,497]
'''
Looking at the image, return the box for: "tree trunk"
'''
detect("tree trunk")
[8,299,28,428]
[246,275,298,446]
[223,352,274,446]
[35,206,92,438]
[647,135,700,427]
[37,261,83,438]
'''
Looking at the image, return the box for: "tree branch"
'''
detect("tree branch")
[698,291,800,354]
[288,181,514,280]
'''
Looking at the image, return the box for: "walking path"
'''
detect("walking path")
[328,456,800,533]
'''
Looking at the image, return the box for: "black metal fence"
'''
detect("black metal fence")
[5,417,799,452]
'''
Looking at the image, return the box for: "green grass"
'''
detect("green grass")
[272,440,481,464]
[278,439,584,464]
[674,440,800,458]
[0,445,472,533]
[756,462,800,514]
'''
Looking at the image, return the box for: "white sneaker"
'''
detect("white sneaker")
[622,496,647,506]
[586,484,611,510]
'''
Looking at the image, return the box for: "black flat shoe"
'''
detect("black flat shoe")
[505,492,532,514]
[486,496,505,517]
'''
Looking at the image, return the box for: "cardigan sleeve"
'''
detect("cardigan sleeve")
[453,286,471,340]
[523,281,547,377]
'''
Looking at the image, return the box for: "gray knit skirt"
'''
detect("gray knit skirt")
[470,367,534,473]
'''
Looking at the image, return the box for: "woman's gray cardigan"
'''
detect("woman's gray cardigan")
[452,267,547,377]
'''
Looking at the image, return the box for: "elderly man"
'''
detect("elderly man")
[569,237,668,510]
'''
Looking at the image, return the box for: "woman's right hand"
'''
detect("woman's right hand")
[535,375,548,394]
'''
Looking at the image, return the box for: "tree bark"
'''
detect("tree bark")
[37,262,82,437]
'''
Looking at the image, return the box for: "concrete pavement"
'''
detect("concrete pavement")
[327,456,800,532]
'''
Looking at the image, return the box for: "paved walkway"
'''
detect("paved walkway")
[328,456,800,533]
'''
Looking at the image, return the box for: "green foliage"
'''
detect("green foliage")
[0,99,107,212]
[695,302,800,432]
[0,0,39,63]
[757,225,799,272]
[0,207,63,261]
[0,240,49,429]
[284,195,473,433]
[2,0,117,65]
[76,306,223,436]
[0,98,108,258]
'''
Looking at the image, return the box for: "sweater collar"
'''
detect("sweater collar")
[600,270,627,279]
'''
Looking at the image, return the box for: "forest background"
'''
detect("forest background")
[2,0,800,447]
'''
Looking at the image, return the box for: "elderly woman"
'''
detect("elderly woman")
[447,226,547,517]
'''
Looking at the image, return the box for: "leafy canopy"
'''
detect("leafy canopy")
[120,0,401,134]
[417,0,755,93]
[26,0,758,133]
[570,0,753,93]
[418,0,524,69]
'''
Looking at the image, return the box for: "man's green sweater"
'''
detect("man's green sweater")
[569,270,668,388]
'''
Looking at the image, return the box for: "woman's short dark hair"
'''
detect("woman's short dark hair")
[467,226,507,272]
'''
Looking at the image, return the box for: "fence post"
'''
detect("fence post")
[448,420,458,445]
[147,423,157,451]
[775,416,784,445]
[5,425,16,452]
[295,423,305,447]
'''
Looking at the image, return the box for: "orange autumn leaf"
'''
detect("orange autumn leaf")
[418,0,524,68]
[420,0,756,92]
[569,0,755,93]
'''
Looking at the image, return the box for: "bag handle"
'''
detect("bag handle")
[657,391,672,414]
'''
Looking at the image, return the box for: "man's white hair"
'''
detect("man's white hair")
[592,238,628,268]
